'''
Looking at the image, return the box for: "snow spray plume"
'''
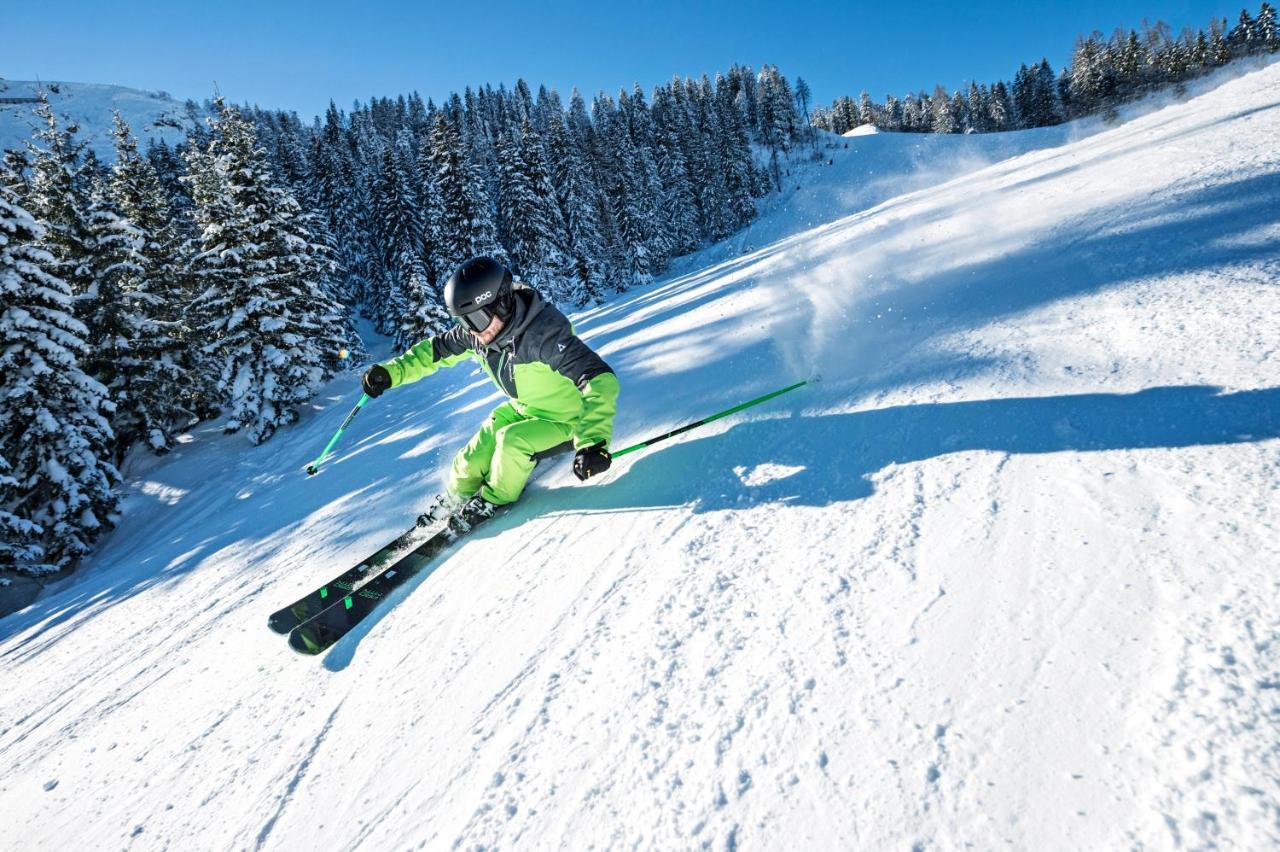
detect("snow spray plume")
[613,380,808,459]
[305,394,369,476]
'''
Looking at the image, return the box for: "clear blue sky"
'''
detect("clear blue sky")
[1,0,1252,120]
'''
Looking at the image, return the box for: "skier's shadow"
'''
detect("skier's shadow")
[533,383,1280,516]
[323,382,1277,667]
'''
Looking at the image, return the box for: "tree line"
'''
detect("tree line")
[812,3,1279,135]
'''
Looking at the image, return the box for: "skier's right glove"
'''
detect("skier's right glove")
[361,365,392,398]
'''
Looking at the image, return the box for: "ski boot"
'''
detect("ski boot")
[417,491,465,528]
[447,494,499,536]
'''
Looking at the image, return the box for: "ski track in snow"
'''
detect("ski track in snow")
[2,58,1279,850]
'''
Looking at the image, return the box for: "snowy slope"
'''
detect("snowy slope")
[2,59,1279,850]
[0,79,197,159]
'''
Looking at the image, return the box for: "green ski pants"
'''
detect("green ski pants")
[449,402,575,505]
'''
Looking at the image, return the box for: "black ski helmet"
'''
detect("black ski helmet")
[444,256,515,332]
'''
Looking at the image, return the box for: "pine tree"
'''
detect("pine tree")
[594,94,654,289]
[0,184,119,575]
[185,99,351,445]
[1229,8,1257,56]
[394,268,449,348]
[311,102,368,308]
[24,96,96,302]
[989,81,1015,131]
[793,77,814,146]
[106,113,198,458]
[2,150,29,200]
[372,130,426,336]
[429,112,505,274]
[497,118,572,299]
[649,86,701,258]
[755,65,799,152]
[858,91,877,127]
[1259,2,1279,52]
[932,85,958,133]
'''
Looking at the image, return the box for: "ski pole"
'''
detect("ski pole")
[612,380,808,458]
[305,394,369,476]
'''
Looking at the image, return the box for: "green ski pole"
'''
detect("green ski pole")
[305,393,369,476]
[613,380,808,459]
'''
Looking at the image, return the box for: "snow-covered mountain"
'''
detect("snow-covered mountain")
[1,58,1278,850]
[0,79,197,158]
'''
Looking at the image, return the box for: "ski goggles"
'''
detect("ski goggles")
[454,289,514,333]
[456,307,496,333]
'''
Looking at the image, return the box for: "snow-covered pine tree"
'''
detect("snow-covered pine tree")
[564,89,619,299]
[968,83,990,132]
[793,77,814,145]
[311,102,369,309]
[429,111,505,273]
[185,99,351,445]
[1229,9,1257,57]
[24,97,96,304]
[649,86,701,258]
[1258,3,1279,52]
[1031,60,1064,126]
[623,85,674,270]
[145,138,194,220]
[932,85,959,134]
[593,93,655,290]
[394,267,450,349]
[686,76,736,240]
[2,150,29,200]
[413,133,448,289]
[715,75,761,228]
[858,91,877,128]
[755,65,799,153]
[496,119,572,300]
[882,95,905,131]
[106,112,197,458]
[373,130,426,337]
[989,81,1015,130]
[0,183,119,575]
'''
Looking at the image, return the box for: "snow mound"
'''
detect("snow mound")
[842,123,879,136]
[0,79,198,159]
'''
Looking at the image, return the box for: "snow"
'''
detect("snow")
[842,123,879,136]
[0,79,198,160]
[2,58,1279,849]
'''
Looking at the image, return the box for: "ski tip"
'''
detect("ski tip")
[288,627,327,655]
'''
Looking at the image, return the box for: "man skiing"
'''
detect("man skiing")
[360,256,620,528]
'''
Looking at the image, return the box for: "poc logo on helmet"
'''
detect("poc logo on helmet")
[475,290,493,305]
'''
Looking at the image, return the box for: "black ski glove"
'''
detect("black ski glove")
[361,365,392,398]
[573,442,612,481]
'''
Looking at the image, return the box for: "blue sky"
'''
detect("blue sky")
[2,0,1251,119]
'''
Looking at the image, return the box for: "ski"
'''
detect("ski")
[287,507,499,655]
[266,516,438,634]
[275,441,574,651]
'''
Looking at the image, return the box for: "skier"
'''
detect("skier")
[360,256,620,528]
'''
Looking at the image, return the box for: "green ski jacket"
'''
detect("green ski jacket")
[380,284,620,450]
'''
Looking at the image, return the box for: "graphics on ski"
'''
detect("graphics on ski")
[288,505,500,654]
[266,518,436,634]
[275,441,574,653]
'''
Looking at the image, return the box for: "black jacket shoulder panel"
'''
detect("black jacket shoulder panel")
[519,302,613,389]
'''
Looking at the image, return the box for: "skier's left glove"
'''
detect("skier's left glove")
[573,442,612,481]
